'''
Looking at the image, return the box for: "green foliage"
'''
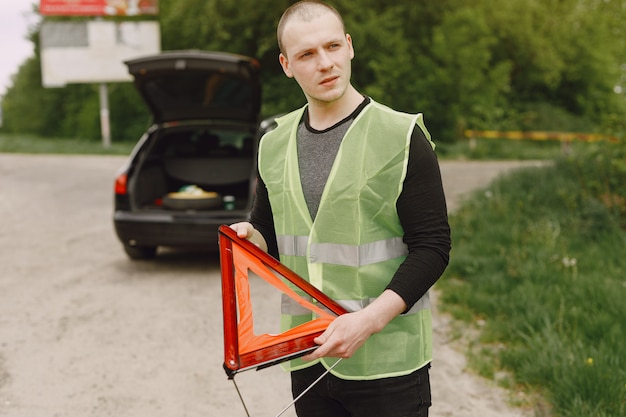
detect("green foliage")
[418,6,513,138]
[107,82,152,141]
[1,0,624,144]
[556,142,626,229]
[2,56,97,139]
[440,143,626,416]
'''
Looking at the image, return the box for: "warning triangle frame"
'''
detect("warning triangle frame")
[218,225,347,379]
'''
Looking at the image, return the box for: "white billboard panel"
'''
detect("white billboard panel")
[40,20,161,87]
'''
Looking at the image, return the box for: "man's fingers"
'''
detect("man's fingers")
[229,222,252,238]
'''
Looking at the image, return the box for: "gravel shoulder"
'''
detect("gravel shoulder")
[0,154,541,416]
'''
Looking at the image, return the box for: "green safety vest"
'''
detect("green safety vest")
[258,99,434,380]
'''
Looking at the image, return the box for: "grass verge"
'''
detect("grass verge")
[0,133,135,155]
[438,142,626,416]
[0,131,611,161]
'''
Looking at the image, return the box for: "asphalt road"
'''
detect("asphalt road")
[0,153,539,417]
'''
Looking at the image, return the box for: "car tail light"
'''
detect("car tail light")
[115,172,128,195]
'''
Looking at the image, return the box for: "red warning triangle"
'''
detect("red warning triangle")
[218,225,347,379]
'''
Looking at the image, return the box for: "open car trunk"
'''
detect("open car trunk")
[128,124,257,214]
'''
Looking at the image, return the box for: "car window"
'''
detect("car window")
[144,72,254,111]
[158,128,255,158]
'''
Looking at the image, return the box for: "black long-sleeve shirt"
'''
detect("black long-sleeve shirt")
[249,105,451,311]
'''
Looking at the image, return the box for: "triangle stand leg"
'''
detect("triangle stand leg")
[232,377,252,417]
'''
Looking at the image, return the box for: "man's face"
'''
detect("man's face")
[279,12,354,106]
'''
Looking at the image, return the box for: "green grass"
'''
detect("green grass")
[438,143,626,416]
[436,137,591,160]
[0,133,135,155]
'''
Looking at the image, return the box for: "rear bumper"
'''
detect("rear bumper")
[113,210,248,249]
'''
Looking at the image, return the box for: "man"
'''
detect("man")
[231,1,450,415]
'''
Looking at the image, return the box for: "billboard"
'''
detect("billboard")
[40,20,161,86]
[40,0,158,16]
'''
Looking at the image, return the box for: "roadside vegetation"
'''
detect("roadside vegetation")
[438,141,626,417]
[1,0,624,144]
[437,137,582,161]
[0,131,598,162]
[0,133,134,155]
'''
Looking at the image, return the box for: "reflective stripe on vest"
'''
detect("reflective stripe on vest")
[277,234,408,266]
[276,235,309,257]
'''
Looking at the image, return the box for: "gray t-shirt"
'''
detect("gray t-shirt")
[296,116,353,219]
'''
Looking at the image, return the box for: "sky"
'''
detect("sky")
[0,1,39,98]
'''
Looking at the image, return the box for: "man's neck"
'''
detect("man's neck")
[307,86,364,131]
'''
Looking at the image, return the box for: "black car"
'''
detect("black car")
[113,50,273,259]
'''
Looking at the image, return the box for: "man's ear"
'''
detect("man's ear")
[346,33,355,60]
[279,53,294,78]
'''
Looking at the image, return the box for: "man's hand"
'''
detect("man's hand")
[229,222,268,252]
[302,310,375,360]
[229,221,255,239]
[302,289,407,360]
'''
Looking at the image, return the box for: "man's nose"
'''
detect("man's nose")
[317,51,334,70]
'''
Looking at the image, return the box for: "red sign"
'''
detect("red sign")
[40,0,158,16]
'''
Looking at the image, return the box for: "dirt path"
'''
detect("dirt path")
[0,154,541,416]
[432,160,544,417]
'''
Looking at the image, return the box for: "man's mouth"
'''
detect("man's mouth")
[320,76,338,86]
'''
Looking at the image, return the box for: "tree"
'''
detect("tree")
[2,0,624,142]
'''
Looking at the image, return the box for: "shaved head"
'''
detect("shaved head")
[277,1,345,54]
